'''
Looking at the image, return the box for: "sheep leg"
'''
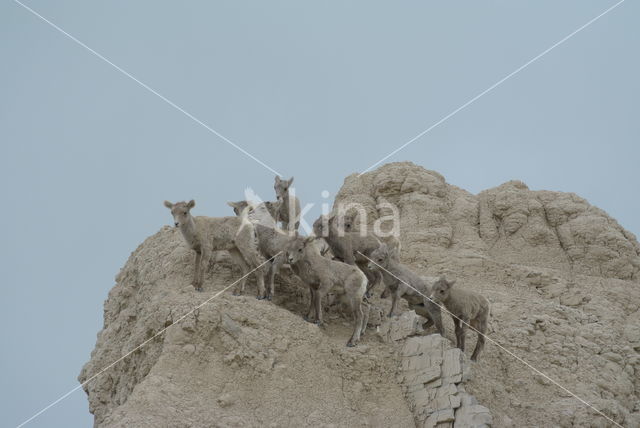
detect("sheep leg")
[265,261,276,301]
[192,250,203,291]
[364,269,383,298]
[200,249,212,289]
[388,286,401,317]
[413,303,431,332]
[254,268,267,300]
[456,319,468,352]
[357,263,377,298]
[360,301,370,336]
[233,229,268,299]
[305,287,316,322]
[424,299,444,336]
[471,332,485,362]
[314,285,326,326]
[380,285,390,299]
[453,317,461,347]
[346,294,364,347]
[228,248,249,296]
[267,253,285,300]
[470,318,487,361]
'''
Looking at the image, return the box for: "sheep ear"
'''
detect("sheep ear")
[287,177,294,186]
[304,235,315,245]
[446,279,456,288]
[275,176,281,183]
[187,200,195,209]
[227,201,238,208]
[164,201,173,209]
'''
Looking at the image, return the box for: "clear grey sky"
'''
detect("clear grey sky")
[1,1,638,426]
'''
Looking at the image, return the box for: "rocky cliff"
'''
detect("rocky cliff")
[80,162,640,427]
[334,162,640,427]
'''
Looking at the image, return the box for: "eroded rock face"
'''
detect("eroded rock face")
[479,181,640,279]
[335,162,640,280]
[79,226,415,427]
[334,162,640,427]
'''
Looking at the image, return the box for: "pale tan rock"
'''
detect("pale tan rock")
[333,162,640,427]
[377,310,426,343]
[79,227,414,427]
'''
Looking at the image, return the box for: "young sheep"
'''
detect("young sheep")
[274,176,301,231]
[367,243,444,336]
[312,215,384,297]
[429,276,490,361]
[340,212,402,297]
[285,234,369,347]
[341,212,402,259]
[164,200,267,296]
[228,201,293,300]
[227,200,281,226]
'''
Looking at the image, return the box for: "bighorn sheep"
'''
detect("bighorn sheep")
[228,201,293,300]
[285,234,369,347]
[274,176,301,231]
[227,200,280,225]
[341,211,401,259]
[430,276,490,361]
[367,243,444,336]
[164,200,267,296]
[341,212,401,297]
[312,215,385,297]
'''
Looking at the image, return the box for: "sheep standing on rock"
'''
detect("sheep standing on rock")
[367,243,443,336]
[341,212,401,259]
[227,200,281,224]
[429,276,490,361]
[164,200,267,296]
[274,176,301,232]
[313,215,386,297]
[285,234,369,347]
[228,200,294,300]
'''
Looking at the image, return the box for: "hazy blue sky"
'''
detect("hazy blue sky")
[1,1,638,426]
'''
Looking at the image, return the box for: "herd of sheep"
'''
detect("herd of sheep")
[164,176,490,360]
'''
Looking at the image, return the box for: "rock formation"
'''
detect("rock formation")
[80,162,640,427]
[378,311,492,427]
[335,162,640,427]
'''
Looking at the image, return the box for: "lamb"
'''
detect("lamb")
[341,211,402,259]
[274,176,301,231]
[340,212,402,296]
[227,200,281,225]
[367,243,444,336]
[164,200,268,297]
[228,201,293,300]
[429,276,490,361]
[312,215,384,297]
[285,234,369,347]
